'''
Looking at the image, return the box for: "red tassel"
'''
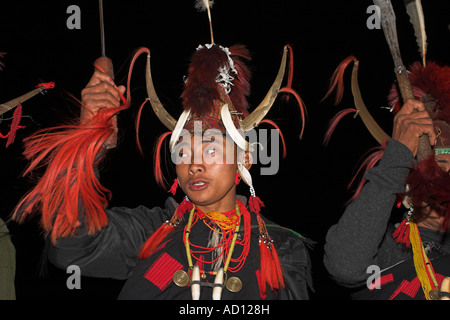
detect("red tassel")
[392,218,411,247]
[5,102,25,147]
[249,195,265,215]
[138,222,176,259]
[177,197,194,218]
[138,198,193,259]
[256,211,284,295]
[258,237,285,295]
[255,270,267,299]
[395,196,403,208]
[36,82,55,90]
[168,179,178,195]
[392,218,406,239]
[235,173,240,185]
[270,242,285,289]
[259,239,269,295]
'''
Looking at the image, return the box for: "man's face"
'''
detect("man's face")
[435,153,450,173]
[413,153,450,231]
[174,131,239,211]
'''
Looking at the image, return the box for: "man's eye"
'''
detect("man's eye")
[205,148,216,156]
[179,150,189,158]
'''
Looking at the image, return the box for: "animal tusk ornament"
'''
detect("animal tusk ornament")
[173,265,242,300]
[440,277,450,300]
[240,46,288,132]
[145,45,290,143]
[350,60,390,144]
[145,52,177,131]
[191,265,201,300]
[212,268,224,300]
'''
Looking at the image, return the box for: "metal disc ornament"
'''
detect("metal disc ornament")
[429,289,440,300]
[173,270,190,287]
[226,277,242,292]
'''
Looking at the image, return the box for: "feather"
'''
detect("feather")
[321,56,358,105]
[11,48,148,243]
[323,108,357,146]
[0,52,6,71]
[388,61,450,117]
[195,0,214,12]
[406,154,450,232]
[12,109,118,243]
[194,0,215,43]
[181,45,229,114]
[404,0,427,66]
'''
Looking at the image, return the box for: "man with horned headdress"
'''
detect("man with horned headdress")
[12,2,312,300]
[323,0,450,300]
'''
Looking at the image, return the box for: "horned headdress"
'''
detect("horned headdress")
[145,41,303,199]
[139,1,306,294]
[323,0,450,300]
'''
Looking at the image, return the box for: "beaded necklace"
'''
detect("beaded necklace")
[184,203,241,274]
[173,200,251,299]
[184,200,251,274]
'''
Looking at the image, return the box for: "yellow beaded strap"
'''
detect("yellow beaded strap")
[409,220,440,300]
[185,203,241,274]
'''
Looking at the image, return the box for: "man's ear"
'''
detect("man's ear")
[244,150,253,171]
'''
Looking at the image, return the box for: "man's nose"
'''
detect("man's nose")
[188,162,204,175]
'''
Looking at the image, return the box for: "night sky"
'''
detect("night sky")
[0,0,448,300]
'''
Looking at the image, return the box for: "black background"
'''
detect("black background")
[0,0,448,300]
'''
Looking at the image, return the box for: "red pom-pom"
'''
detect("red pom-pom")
[168,179,178,195]
[249,195,265,215]
[392,218,411,247]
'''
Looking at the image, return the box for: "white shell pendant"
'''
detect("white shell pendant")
[212,268,224,300]
[191,265,201,300]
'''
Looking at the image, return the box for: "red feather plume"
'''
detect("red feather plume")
[228,44,252,115]
[12,106,125,243]
[388,61,450,118]
[12,48,151,243]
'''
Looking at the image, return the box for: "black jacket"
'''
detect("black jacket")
[324,139,450,299]
[48,196,313,300]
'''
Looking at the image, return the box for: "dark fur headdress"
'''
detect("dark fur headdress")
[389,62,450,233]
[388,61,450,151]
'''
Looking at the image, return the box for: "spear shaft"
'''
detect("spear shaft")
[99,0,106,57]
[94,0,117,148]
[373,0,431,161]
